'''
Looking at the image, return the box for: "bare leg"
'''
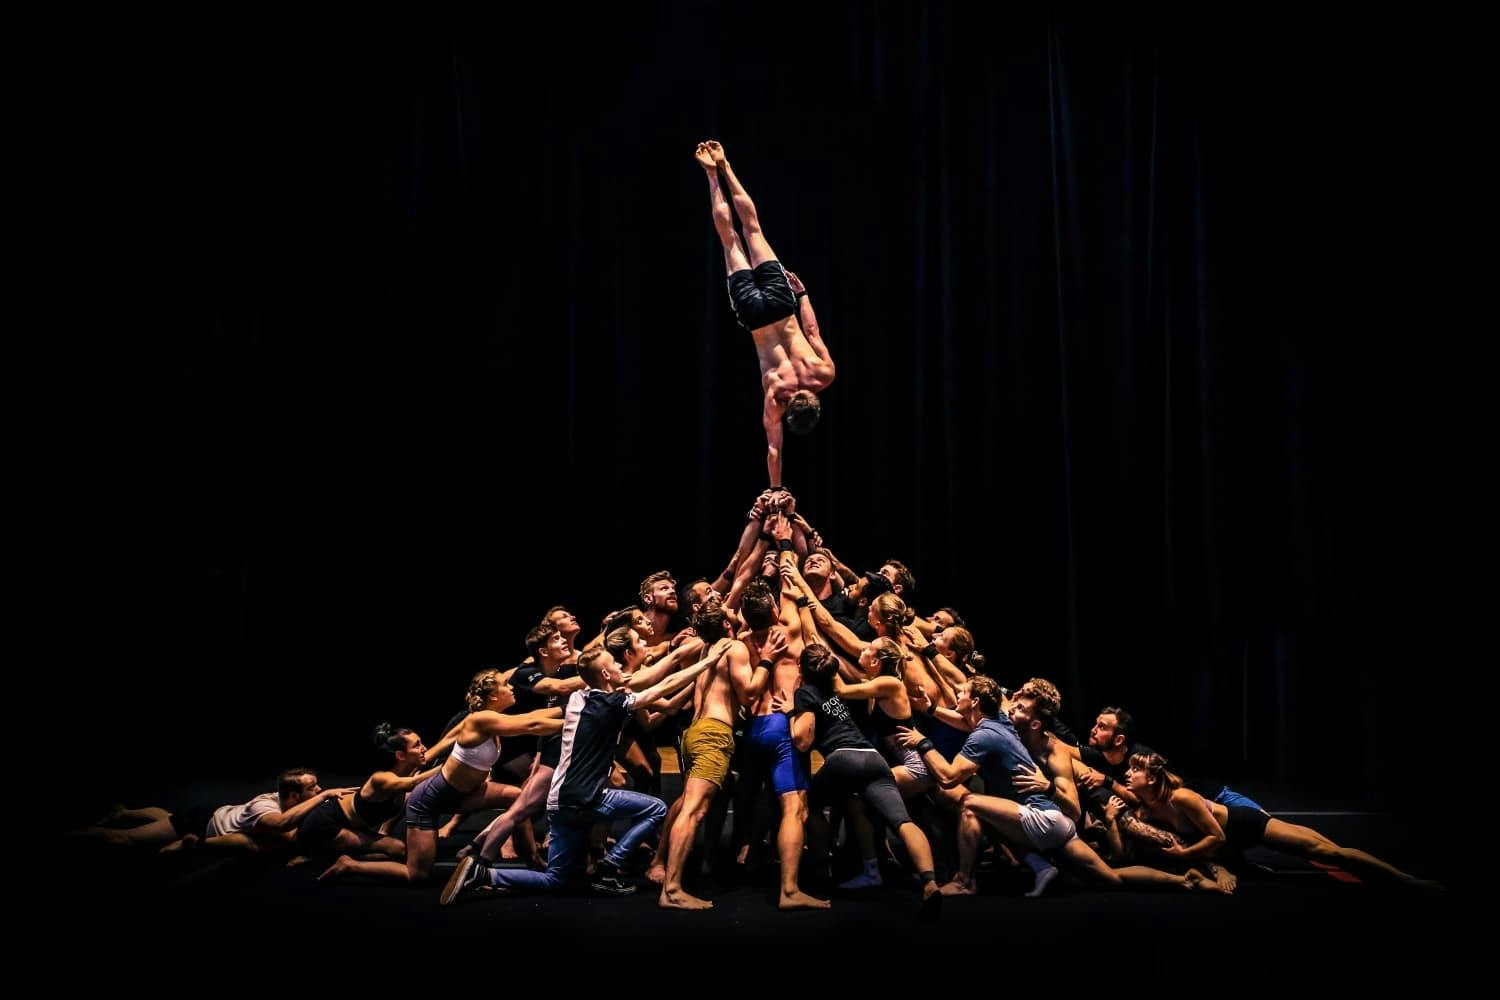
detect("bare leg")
[776,791,829,910]
[1263,818,1440,889]
[892,766,935,801]
[896,821,940,878]
[889,820,944,912]
[326,828,407,861]
[647,794,685,885]
[66,817,181,850]
[660,777,718,910]
[1056,837,1225,893]
[476,766,551,862]
[321,828,437,884]
[460,781,521,813]
[708,142,778,266]
[945,794,1034,895]
[698,142,750,275]
[511,817,540,866]
[94,806,171,828]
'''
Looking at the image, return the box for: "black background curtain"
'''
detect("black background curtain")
[50,6,1458,816]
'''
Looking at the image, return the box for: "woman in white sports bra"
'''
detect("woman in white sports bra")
[321,669,563,885]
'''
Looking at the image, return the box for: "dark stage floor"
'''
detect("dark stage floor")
[35,774,1462,964]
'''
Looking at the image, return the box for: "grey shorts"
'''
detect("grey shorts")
[1018,804,1076,851]
[897,746,931,780]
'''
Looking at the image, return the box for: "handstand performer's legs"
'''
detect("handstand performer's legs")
[698,142,749,275]
[709,142,778,266]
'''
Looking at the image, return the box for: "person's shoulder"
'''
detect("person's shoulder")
[965,722,997,742]
[1168,786,1201,807]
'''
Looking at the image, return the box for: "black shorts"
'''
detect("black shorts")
[727,260,797,330]
[1224,806,1271,851]
[296,796,347,850]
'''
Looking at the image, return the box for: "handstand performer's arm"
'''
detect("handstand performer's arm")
[764,389,785,488]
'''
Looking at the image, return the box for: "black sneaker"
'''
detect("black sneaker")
[589,863,637,896]
[440,855,489,906]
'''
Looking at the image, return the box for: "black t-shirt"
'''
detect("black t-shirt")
[505,663,550,759]
[1079,741,1155,787]
[793,685,870,755]
[823,590,877,643]
[1050,719,1081,746]
[534,663,578,768]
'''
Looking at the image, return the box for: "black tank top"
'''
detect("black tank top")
[869,699,911,740]
[353,787,401,825]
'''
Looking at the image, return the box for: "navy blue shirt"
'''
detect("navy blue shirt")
[958,715,1057,812]
[548,687,637,813]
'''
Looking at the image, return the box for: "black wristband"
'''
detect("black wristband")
[915,739,936,756]
[795,595,810,608]
[758,658,774,671]
[922,643,939,659]
[776,538,795,552]
[862,571,892,598]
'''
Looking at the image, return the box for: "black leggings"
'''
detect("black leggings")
[811,748,911,831]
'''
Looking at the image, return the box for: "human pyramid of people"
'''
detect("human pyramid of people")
[73,142,1438,914]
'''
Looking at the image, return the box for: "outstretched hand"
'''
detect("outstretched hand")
[784,269,806,295]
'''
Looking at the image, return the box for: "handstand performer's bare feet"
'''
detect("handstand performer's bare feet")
[778,889,831,911]
[659,885,714,910]
[706,140,726,166]
[694,142,717,171]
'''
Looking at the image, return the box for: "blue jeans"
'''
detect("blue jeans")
[1213,786,1265,811]
[490,789,666,892]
